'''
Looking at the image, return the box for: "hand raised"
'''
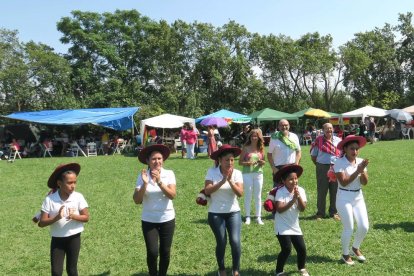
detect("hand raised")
[58,205,65,220]
[141,169,149,184]
[150,169,161,183]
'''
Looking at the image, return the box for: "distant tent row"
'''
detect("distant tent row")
[2,107,140,131]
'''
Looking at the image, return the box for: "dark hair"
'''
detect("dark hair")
[215,151,236,167]
[280,169,298,181]
[58,170,77,182]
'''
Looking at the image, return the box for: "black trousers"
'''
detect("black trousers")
[276,234,307,274]
[142,219,175,276]
[50,233,81,276]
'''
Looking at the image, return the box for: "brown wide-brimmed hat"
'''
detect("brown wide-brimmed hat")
[210,144,241,161]
[273,164,303,184]
[48,163,81,189]
[337,135,367,151]
[138,144,170,165]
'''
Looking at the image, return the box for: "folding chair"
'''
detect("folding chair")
[174,139,182,152]
[70,143,80,157]
[303,133,312,145]
[123,139,133,153]
[8,145,22,162]
[113,139,126,155]
[86,142,98,157]
[41,143,53,157]
[402,127,411,140]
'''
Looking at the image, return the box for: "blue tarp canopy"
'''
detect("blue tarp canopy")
[195,109,251,123]
[2,107,139,131]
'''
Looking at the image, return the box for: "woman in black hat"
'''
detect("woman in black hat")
[204,144,243,276]
[273,164,309,276]
[133,144,176,276]
[38,163,89,276]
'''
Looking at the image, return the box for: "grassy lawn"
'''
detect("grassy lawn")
[1,140,414,275]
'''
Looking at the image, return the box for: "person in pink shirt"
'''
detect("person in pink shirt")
[179,124,187,158]
[184,123,198,159]
[10,138,21,151]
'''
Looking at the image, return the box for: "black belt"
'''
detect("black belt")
[339,187,360,192]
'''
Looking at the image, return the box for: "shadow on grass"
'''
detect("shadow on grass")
[192,218,209,224]
[373,221,414,232]
[258,253,337,264]
[90,271,111,276]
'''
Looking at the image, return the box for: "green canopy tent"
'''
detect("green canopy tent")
[249,108,298,124]
[291,108,315,118]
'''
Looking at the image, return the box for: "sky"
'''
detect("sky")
[2,0,414,54]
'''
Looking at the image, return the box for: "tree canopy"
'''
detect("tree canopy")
[1,10,414,117]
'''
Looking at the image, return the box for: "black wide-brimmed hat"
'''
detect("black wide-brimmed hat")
[210,144,241,161]
[273,164,303,184]
[48,163,81,189]
[138,144,170,165]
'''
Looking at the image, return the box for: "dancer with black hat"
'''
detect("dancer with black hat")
[133,144,176,276]
[38,163,89,276]
[204,144,244,276]
[273,164,309,276]
[334,135,369,265]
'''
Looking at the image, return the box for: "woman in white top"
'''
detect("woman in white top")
[39,163,89,276]
[133,144,177,276]
[204,144,243,276]
[273,164,309,276]
[334,135,369,265]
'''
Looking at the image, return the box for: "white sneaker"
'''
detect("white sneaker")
[256,217,264,225]
[245,217,251,225]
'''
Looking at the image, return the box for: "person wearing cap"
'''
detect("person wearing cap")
[268,119,301,187]
[204,144,243,276]
[273,164,309,276]
[38,163,89,276]
[333,135,369,265]
[310,123,342,221]
[239,129,266,225]
[133,144,176,276]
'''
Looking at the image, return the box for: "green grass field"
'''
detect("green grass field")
[1,140,414,275]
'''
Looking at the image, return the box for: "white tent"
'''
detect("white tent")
[140,113,195,142]
[342,105,388,119]
[402,105,414,115]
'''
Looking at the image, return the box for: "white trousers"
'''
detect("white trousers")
[336,189,369,255]
[243,172,263,218]
[186,143,195,159]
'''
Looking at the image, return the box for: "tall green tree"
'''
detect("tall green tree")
[0,29,31,113]
[341,24,403,109]
[396,12,414,106]
[24,41,75,110]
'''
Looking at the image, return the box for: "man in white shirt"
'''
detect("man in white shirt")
[267,119,301,186]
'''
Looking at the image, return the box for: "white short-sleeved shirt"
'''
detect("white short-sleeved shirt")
[274,186,307,235]
[334,156,367,190]
[41,191,88,237]
[268,133,301,166]
[135,168,176,223]
[205,166,243,213]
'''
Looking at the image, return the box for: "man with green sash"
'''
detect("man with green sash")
[267,119,301,187]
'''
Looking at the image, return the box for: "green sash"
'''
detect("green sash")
[271,131,298,150]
